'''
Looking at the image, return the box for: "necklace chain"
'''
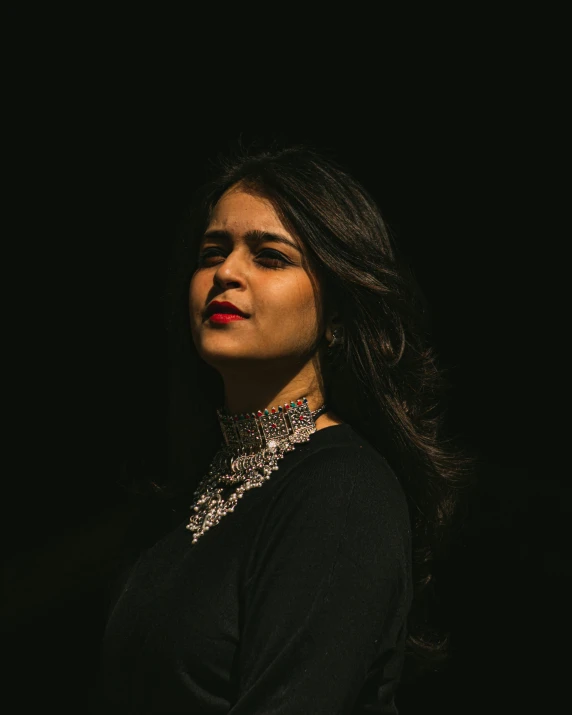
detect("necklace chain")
[186,397,327,544]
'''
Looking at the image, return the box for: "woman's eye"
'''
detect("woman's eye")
[256,249,290,267]
[197,248,290,268]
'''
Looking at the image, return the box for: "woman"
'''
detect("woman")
[92,144,468,714]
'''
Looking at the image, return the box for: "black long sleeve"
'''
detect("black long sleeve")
[91,423,412,714]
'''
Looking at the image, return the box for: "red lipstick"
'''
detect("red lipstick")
[205,300,249,322]
[208,313,246,323]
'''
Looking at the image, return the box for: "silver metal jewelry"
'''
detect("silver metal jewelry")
[186,397,327,545]
[328,328,342,349]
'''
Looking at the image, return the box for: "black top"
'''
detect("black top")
[91,423,413,714]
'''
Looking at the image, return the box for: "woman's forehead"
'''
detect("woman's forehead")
[209,188,282,229]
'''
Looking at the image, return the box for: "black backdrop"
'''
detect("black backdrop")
[4,81,558,713]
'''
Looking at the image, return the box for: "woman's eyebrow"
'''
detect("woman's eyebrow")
[201,229,302,253]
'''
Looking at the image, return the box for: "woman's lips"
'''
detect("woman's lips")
[208,313,247,323]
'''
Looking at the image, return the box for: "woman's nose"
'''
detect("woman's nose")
[213,250,248,287]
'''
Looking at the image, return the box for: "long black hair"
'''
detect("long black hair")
[135,141,473,680]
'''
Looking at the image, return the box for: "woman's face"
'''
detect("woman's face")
[189,186,326,372]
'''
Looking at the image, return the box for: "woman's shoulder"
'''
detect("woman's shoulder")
[246,422,412,586]
[299,422,400,481]
[271,422,409,525]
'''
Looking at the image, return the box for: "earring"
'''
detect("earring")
[327,327,343,349]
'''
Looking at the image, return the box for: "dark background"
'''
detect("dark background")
[3,59,561,713]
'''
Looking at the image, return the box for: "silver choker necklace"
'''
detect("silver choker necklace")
[186,397,327,544]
